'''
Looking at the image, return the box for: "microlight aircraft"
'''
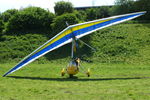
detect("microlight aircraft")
[3,11,146,78]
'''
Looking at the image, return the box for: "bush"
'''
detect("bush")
[54,1,74,16]
[85,7,110,21]
[51,13,80,34]
[0,34,48,62]
[0,19,4,33]
[1,9,18,22]
[86,8,98,21]
[134,0,150,21]
[73,10,87,22]
[0,19,4,40]
[5,7,55,35]
[113,0,135,15]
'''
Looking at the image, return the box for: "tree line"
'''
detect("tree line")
[0,0,149,37]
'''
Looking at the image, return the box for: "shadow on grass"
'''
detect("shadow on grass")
[7,76,150,81]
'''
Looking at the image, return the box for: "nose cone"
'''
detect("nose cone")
[66,61,79,75]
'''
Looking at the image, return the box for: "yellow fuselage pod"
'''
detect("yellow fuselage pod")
[66,61,79,75]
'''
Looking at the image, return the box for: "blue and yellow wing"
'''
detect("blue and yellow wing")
[3,11,146,76]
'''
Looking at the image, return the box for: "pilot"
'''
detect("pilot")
[75,58,80,67]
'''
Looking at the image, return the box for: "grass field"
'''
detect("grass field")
[0,23,150,100]
[1,62,150,100]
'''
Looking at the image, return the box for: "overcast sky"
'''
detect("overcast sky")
[0,0,115,13]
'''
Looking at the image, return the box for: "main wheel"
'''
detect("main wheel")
[61,68,65,76]
[86,68,90,77]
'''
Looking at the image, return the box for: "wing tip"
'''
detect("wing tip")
[141,11,147,14]
[133,11,146,15]
[2,74,7,77]
[3,71,11,77]
[139,11,146,15]
[3,72,9,77]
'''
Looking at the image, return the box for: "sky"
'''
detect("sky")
[0,0,115,13]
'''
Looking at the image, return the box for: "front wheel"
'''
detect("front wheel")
[61,68,65,76]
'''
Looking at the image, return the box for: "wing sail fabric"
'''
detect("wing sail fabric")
[71,11,146,39]
[3,11,146,76]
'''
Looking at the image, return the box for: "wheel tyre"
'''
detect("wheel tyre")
[86,68,90,77]
[61,68,65,76]
[61,73,65,76]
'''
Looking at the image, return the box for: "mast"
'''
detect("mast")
[71,37,76,59]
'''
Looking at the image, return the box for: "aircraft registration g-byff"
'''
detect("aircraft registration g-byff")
[3,11,146,77]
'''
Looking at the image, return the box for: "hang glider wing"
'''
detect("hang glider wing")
[3,11,146,77]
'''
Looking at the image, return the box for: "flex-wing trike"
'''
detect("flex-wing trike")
[61,36,93,78]
[3,11,146,78]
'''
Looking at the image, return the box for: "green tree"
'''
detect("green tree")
[98,7,110,18]
[86,8,98,21]
[0,13,2,19]
[73,10,87,22]
[0,19,4,33]
[134,0,150,20]
[86,7,110,21]
[113,0,135,15]
[5,7,55,34]
[54,1,74,16]
[0,18,4,40]
[51,13,80,34]
[1,9,18,22]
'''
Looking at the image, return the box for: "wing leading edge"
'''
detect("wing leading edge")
[3,11,146,77]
